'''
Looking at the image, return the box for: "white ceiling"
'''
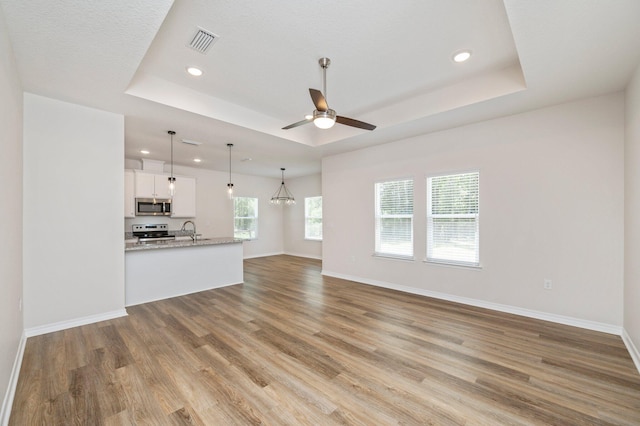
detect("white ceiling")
[2,0,639,178]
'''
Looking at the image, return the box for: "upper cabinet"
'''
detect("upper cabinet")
[134,171,172,199]
[171,176,197,218]
[127,170,196,218]
[125,170,135,218]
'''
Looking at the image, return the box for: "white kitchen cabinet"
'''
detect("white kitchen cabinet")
[134,171,171,199]
[132,171,196,217]
[171,176,197,218]
[124,170,135,218]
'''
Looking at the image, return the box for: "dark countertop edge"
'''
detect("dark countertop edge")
[125,237,243,252]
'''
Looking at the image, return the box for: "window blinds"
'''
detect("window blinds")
[375,179,414,258]
[427,172,479,266]
[234,197,258,240]
[305,196,323,240]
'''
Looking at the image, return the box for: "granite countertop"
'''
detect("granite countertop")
[125,237,242,252]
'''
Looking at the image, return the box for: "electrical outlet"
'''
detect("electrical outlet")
[544,279,552,290]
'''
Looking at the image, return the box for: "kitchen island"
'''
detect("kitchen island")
[125,237,243,306]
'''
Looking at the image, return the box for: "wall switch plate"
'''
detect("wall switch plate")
[544,279,552,290]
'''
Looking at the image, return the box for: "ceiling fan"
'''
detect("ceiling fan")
[282,58,376,131]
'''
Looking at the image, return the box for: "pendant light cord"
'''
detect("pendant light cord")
[167,130,176,197]
[228,143,233,182]
[227,143,234,198]
[168,130,176,179]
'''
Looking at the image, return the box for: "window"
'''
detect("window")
[374,179,414,258]
[305,196,323,240]
[427,171,479,266]
[234,197,258,240]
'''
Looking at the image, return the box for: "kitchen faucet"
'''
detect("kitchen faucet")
[181,220,197,242]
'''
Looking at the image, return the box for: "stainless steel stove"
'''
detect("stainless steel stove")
[131,224,175,242]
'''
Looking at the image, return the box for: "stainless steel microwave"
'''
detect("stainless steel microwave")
[135,198,172,216]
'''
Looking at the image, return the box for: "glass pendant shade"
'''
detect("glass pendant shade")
[168,177,176,197]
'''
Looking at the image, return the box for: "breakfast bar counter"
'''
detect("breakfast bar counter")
[125,236,242,251]
[125,237,243,306]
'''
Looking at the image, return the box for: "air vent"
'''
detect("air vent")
[181,139,202,146]
[188,28,218,54]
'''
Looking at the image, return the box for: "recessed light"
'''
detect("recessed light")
[193,158,202,163]
[453,50,472,63]
[186,66,203,77]
[140,150,150,154]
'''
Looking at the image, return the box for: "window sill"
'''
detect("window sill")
[373,253,415,262]
[304,238,322,242]
[423,259,482,270]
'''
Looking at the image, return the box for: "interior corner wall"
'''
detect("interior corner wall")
[625,64,640,352]
[283,174,322,259]
[23,93,125,329]
[322,93,624,327]
[203,170,285,258]
[0,3,24,421]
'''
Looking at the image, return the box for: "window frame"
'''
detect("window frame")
[426,170,480,268]
[233,196,259,240]
[374,177,415,260]
[304,196,323,241]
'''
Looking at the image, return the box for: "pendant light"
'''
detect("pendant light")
[270,168,295,205]
[168,130,176,197]
[227,143,234,199]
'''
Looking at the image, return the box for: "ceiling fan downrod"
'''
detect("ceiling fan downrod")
[319,57,330,104]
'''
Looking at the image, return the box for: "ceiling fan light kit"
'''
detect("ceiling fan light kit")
[283,57,376,132]
[313,109,336,129]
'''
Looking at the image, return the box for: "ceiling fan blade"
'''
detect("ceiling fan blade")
[282,118,312,130]
[336,115,376,131]
[309,88,328,111]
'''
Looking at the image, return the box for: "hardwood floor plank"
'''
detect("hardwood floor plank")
[168,404,206,426]
[113,364,173,425]
[9,255,640,425]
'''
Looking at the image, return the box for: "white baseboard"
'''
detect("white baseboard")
[24,309,128,338]
[321,270,622,336]
[243,251,285,259]
[125,282,241,307]
[1,331,26,426]
[244,252,322,260]
[622,329,640,374]
[283,251,322,260]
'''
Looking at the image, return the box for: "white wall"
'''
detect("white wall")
[23,94,125,330]
[283,174,322,259]
[323,93,624,328]
[0,4,24,422]
[125,160,285,258]
[625,63,640,362]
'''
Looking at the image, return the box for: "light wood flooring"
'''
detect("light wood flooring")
[10,255,640,425]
